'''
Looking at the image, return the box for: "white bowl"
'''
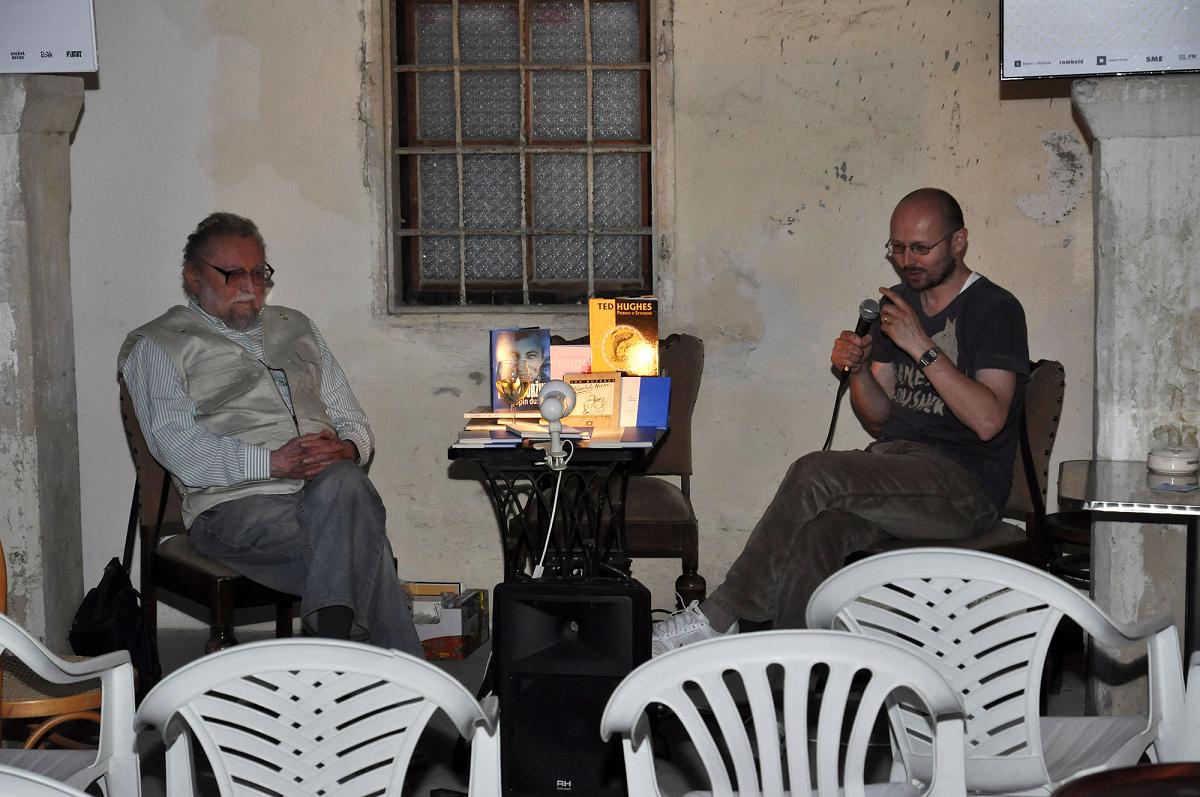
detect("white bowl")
[1147,446,1200,475]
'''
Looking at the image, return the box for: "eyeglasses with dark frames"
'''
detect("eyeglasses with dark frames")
[195,257,275,286]
[884,227,961,258]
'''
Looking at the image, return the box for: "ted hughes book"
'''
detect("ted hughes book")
[588,297,658,376]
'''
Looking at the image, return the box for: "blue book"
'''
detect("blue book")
[453,429,523,448]
[618,376,671,429]
[587,426,660,448]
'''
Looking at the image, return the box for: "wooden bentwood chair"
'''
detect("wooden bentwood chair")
[551,333,708,606]
[0,539,140,795]
[621,333,708,605]
[118,378,297,653]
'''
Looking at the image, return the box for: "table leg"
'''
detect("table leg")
[1188,516,1200,658]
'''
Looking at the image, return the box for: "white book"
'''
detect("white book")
[463,404,542,420]
[504,421,587,440]
[618,377,641,427]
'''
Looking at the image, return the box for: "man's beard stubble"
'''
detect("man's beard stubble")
[901,250,956,292]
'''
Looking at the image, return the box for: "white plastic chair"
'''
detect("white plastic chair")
[1184,651,1200,760]
[600,630,967,796]
[0,764,92,796]
[135,638,500,796]
[0,614,140,796]
[807,548,1187,795]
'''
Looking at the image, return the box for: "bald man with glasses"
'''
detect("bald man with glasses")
[653,188,1030,654]
[119,212,421,655]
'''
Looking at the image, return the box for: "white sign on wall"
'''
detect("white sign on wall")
[1002,0,1200,80]
[0,0,97,74]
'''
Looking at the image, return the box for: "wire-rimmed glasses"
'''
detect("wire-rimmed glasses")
[884,227,961,259]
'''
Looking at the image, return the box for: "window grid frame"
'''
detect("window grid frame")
[390,0,654,306]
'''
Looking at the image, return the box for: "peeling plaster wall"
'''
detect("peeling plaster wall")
[70,0,1094,624]
[670,0,1094,589]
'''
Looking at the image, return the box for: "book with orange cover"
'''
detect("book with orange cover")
[587,297,658,376]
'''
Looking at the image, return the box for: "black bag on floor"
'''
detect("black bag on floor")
[69,483,162,689]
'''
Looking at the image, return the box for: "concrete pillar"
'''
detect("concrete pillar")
[1073,75,1200,714]
[0,75,85,650]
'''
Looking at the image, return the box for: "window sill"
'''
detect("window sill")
[378,303,591,331]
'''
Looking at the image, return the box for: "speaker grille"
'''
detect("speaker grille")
[494,579,650,797]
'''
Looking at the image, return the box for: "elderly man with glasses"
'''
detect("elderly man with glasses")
[118,212,421,655]
[653,187,1029,654]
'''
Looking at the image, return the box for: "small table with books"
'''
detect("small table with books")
[449,421,662,582]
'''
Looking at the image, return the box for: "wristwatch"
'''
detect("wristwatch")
[917,346,942,370]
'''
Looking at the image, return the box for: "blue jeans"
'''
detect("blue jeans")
[189,461,422,656]
[707,440,998,629]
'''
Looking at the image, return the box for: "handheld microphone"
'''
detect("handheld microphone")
[841,298,880,381]
[853,298,880,336]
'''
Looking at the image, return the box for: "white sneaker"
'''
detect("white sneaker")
[651,601,738,656]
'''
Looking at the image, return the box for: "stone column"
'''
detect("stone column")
[0,75,85,649]
[1073,75,1200,714]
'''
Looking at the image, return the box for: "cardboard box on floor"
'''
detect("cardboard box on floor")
[405,582,489,660]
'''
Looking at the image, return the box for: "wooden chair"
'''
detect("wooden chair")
[118,378,296,653]
[551,333,707,605]
[621,333,707,605]
[0,540,140,794]
[846,358,1066,566]
[0,538,103,751]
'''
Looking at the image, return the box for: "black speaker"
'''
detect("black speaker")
[493,578,651,797]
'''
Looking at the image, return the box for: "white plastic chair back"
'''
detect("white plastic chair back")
[1185,651,1200,760]
[0,765,92,796]
[0,614,140,796]
[136,638,500,797]
[600,630,966,797]
[807,548,1186,794]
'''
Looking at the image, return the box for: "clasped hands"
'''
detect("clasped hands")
[271,429,358,480]
[831,287,932,375]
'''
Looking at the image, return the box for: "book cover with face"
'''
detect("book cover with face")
[491,327,551,411]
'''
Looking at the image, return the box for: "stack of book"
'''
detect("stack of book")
[455,301,673,450]
[452,406,526,448]
[453,407,659,450]
[453,407,589,448]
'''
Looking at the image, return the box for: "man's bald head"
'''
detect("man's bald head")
[894,187,964,232]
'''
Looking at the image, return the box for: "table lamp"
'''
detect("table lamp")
[539,379,577,470]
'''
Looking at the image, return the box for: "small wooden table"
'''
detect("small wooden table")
[448,440,656,581]
[1057,459,1200,655]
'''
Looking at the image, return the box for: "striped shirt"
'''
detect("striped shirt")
[120,301,374,489]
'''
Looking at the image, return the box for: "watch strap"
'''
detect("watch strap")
[917,346,941,369]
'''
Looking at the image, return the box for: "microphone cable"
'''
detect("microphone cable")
[821,298,880,452]
[532,439,574,579]
[820,379,850,452]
